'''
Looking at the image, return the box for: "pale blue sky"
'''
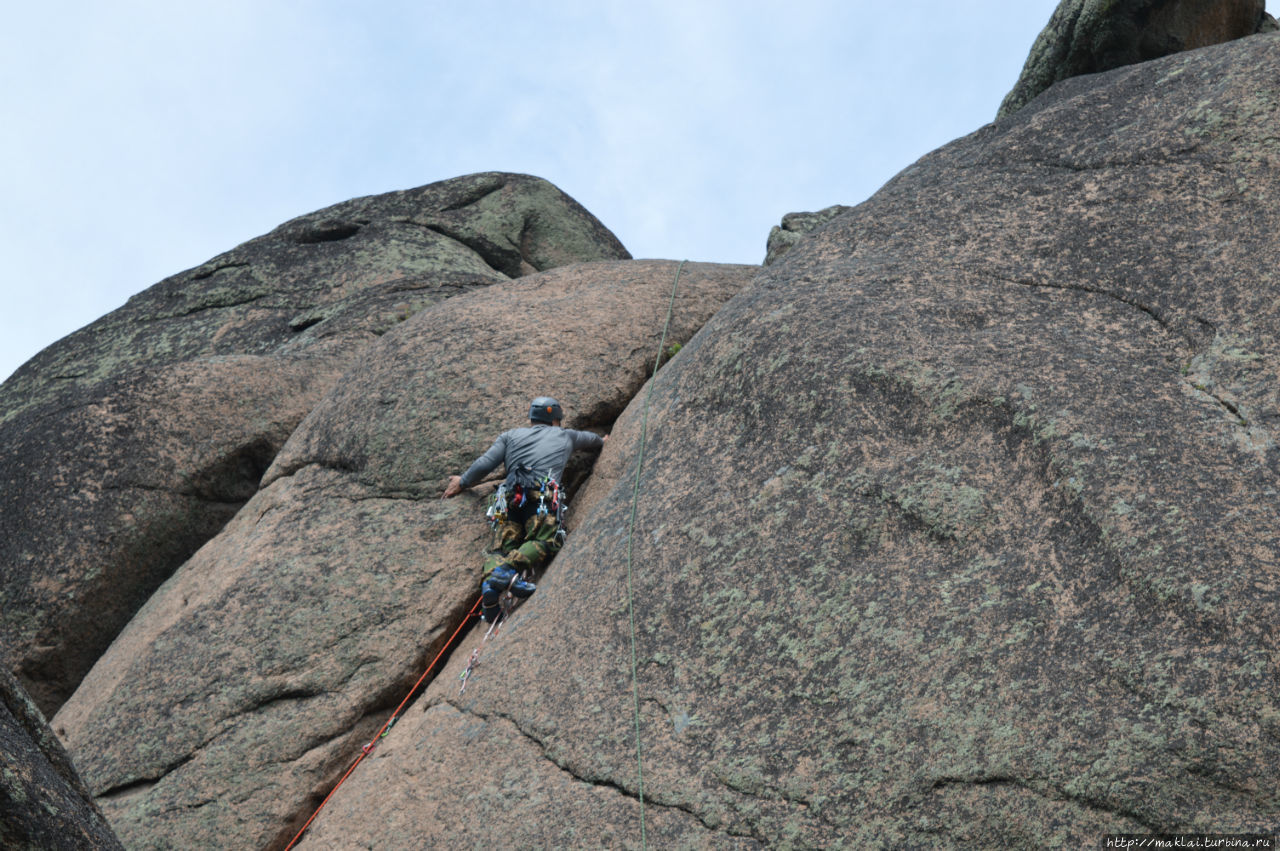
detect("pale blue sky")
[0,1,1059,382]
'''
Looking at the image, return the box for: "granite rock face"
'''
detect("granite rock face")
[52,260,756,851]
[0,664,122,850]
[301,34,1280,847]
[998,0,1272,117]
[8,22,1280,851]
[0,172,630,716]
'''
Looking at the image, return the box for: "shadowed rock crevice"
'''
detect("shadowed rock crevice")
[190,261,250,281]
[187,438,277,503]
[286,219,364,245]
[95,777,156,804]
[410,220,523,279]
[924,772,1164,831]
[979,269,1177,337]
[439,174,505,212]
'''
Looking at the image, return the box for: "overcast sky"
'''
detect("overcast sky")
[0,1,1060,383]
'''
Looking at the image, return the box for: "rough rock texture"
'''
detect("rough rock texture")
[301,35,1280,846]
[52,260,756,850]
[0,662,122,850]
[762,204,854,266]
[998,0,1271,117]
[0,172,629,716]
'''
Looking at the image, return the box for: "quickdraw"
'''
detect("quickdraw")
[457,648,480,694]
[484,485,509,528]
[361,716,396,754]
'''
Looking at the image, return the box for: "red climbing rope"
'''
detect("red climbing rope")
[283,596,482,850]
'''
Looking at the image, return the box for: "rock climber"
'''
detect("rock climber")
[443,396,605,622]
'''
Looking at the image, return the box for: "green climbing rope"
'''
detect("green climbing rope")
[624,259,685,850]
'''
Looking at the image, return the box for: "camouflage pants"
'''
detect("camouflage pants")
[479,505,561,622]
[481,507,563,579]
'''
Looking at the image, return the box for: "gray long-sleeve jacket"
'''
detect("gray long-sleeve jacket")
[459,424,603,489]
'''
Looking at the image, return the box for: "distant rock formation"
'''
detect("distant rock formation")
[763,204,854,266]
[0,664,121,849]
[0,173,630,717]
[998,0,1274,117]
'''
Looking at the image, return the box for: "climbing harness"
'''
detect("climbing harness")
[486,474,565,536]
[283,596,482,851]
[623,259,686,850]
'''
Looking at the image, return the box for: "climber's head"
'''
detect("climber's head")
[529,396,563,425]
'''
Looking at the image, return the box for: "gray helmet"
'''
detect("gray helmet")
[529,396,563,424]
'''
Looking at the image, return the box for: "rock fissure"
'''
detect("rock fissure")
[442,702,763,841]
[95,777,157,803]
[191,262,250,281]
[1187,381,1250,426]
[96,748,197,802]
[243,688,324,717]
[1183,761,1272,804]
[517,217,535,271]
[400,218,517,280]
[1027,148,1205,174]
[439,180,505,213]
[262,458,361,489]
[926,771,1167,834]
[96,680,344,805]
[152,795,217,818]
[928,773,1021,790]
[171,290,271,319]
[99,481,245,507]
[980,269,1177,339]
